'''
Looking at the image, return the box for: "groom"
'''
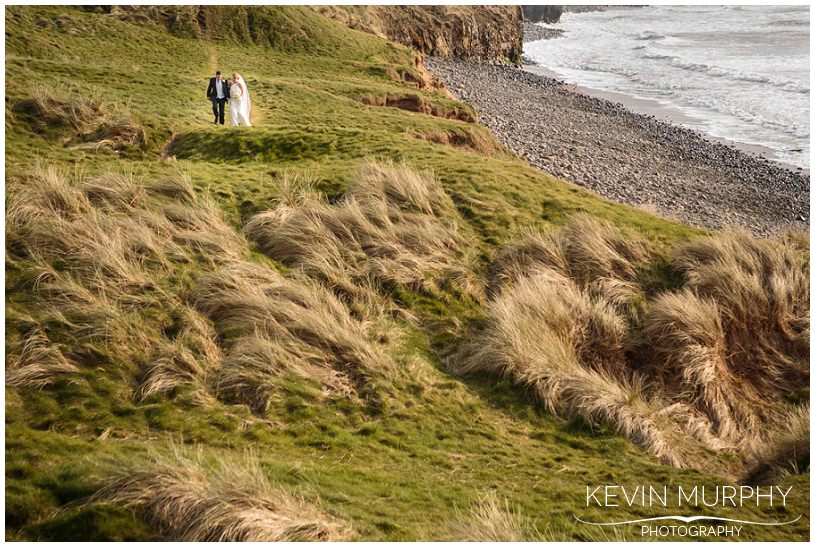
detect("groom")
[206,71,230,125]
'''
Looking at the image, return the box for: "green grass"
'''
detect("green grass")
[5,5,808,541]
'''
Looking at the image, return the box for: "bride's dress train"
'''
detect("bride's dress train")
[230,74,251,127]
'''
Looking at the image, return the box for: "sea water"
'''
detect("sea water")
[524,5,810,169]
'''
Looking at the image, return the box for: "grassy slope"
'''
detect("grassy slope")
[5,6,808,541]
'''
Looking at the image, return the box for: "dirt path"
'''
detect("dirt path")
[209,48,218,74]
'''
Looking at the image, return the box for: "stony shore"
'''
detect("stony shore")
[523,22,563,43]
[426,59,809,236]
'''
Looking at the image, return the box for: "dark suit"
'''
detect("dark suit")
[206,77,230,125]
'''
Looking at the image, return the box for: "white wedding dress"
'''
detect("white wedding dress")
[230,74,252,127]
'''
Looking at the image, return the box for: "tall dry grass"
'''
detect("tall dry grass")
[6,330,79,389]
[8,169,161,357]
[8,165,403,410]
[461,218,809,469]
[245,161,478,299]
[139,306,222,400]
[8,168,191,304]
[157,174,245,263]
[217,334,358,411]
[560,216,649,314]
[457,268,681,466]
[6,167,241,399]
[488,227,566,295]
[489,216,648,317]
[646,229,809,447]
[16,85,146,149]
[746,405,809,484]
[446,492,538,541]
[644,290,753,442]
[194,260,390,411]
[672,229,809,379]
[94,445,352,541]
[446,491,629,541]
[8,161,807,478]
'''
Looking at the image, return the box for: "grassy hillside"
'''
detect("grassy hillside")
[5,5,809,541]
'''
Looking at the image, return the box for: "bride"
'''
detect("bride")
[229,72,252,127]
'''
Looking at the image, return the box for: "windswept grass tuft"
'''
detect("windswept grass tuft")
[16,85,146,150]
[646,229,809,446]
[245,161,480,300]
[457,267,681,466]
[6,167,243,399]
[195,260,392,412]
[489,216,649,316]
[445,492,630,541]
[461,218,809,469]
[644,290,752,442]
[94,444,352,541]
[9,167,178,304]
[139,307,222,401]
[464,217,679,465]
[488,227,566,296]
[560,215,650,314]
[7,166,401,412]
[446,492,538,541]
[672,228,809,376]
[746,405,809,484]
[6,330,79,389]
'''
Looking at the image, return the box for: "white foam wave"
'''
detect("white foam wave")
[635,31,666,41]
[523,5,810,168]
[641,53,809,94]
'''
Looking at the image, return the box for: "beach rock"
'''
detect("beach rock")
[523,22,565,43]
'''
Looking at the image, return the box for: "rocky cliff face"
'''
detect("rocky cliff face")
[522,5,610,24]
[86,6,523,63]
[314,6,523,63]
[521,6,564,24]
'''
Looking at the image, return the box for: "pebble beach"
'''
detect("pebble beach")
[426,57,809,236]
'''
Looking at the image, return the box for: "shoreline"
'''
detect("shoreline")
[426,58,809,237]
[525,64,808,176]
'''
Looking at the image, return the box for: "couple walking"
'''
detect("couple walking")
[206,71,251,126]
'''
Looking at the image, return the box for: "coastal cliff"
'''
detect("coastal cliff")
[522,6,564,23]
[313,6,524,63]
[522,5,610,23]
[86,5,524,63]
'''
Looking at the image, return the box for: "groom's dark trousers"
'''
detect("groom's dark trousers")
[206,77,230,125]
[211,98,227,125]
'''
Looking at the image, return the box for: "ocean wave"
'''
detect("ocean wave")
[773,18,809,27]
[690,102,809,139]
[642,53,672,60]
[554,63,808,141]
[635,31,666,41]
[641,54,810,94]
[569,63,638,80]
[526,5,810,167]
